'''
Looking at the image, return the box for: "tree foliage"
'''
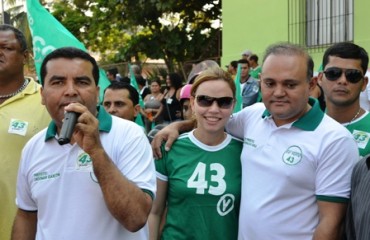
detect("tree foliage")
[50,0,221,72]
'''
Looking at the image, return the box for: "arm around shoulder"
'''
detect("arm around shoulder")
[151,119,195,159]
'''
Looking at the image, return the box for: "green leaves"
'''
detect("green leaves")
[49,0,221,71]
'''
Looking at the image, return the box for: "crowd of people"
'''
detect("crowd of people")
[1,22,370,240]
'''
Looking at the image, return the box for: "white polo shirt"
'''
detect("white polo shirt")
[16,108,156,240]
[226,99,358,240]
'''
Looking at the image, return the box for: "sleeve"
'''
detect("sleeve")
[315,136,358,202]
[225,104,259,139]
[114,124,156,197]
[15,148,37,211]
[225,112,245,139]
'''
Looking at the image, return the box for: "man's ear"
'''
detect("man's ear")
[40,87,45,105]
[362,76,369,92]
[317,72,324,86]
[133,104,141,117]
[309,76,318,91]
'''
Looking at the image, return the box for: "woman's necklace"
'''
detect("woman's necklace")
[0,79,29,99]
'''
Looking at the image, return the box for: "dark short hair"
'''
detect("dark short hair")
[104,81,139,105]
[263,42,313,80]
[136,76,147,86]
[238,58,250,67]
[0,24,27,52]
[107,68,118,76]
[249,54,259,63]
[322,42,369,74]
[229,60,238,69]
[120,76,131,84]
[40,47,100,86]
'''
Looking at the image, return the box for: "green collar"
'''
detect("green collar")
[45,106,112,141]
[262,97,324,131]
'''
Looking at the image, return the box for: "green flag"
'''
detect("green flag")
[128,64,145,127]
[26,0,110,102]
[233,63,243,113]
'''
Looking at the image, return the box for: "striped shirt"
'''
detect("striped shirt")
[345,155,370,240]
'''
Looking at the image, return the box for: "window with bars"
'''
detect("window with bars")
[288,0,353,48]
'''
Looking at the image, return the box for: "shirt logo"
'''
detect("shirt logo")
[8,119,28,136]
[76,152,92,170]
[352,130,370,149]
[217,194,235,216]
[282,145,302,165]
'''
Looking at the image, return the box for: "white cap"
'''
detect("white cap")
[242,49,253,56]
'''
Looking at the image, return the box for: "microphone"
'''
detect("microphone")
[58,111,79,145]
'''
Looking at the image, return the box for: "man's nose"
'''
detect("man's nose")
[273,85,286,97]
[64,81,78,96]
[336,72,349,84]
[107,105,116,113]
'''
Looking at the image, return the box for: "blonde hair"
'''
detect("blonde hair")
[191,67,236,97]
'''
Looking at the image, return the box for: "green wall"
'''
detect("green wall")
[354,1,370,56]
[222,0,288,66]
[222,0,370,72]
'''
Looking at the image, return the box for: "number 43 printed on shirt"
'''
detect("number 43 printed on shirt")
[187,162,226,196]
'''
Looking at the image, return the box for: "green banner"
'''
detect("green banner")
[26,0,110,102]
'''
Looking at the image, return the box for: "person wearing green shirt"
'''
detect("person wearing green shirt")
[149,67,242,240]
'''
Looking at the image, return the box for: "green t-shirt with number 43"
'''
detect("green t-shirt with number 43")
[155,130,242,240]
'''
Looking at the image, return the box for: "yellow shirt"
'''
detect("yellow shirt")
[0,80,50,240]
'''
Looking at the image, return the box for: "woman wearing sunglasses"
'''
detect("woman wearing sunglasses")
[148,67,243,240]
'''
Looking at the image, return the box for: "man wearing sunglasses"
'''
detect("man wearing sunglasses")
[319,42,370,158]
[319,42,370,240]
[152,43,358,240]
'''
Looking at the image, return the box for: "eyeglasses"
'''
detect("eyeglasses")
[323,67,363,83]
[196,95,234,109]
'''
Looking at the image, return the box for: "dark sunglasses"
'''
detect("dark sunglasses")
[323,67,363,83]
[196,95,234,109]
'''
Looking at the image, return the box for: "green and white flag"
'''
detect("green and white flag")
[233,63,243,113]
[26,0,110,101]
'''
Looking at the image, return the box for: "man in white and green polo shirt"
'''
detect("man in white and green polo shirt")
[12,47,156,240]
[152,43,358,240]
